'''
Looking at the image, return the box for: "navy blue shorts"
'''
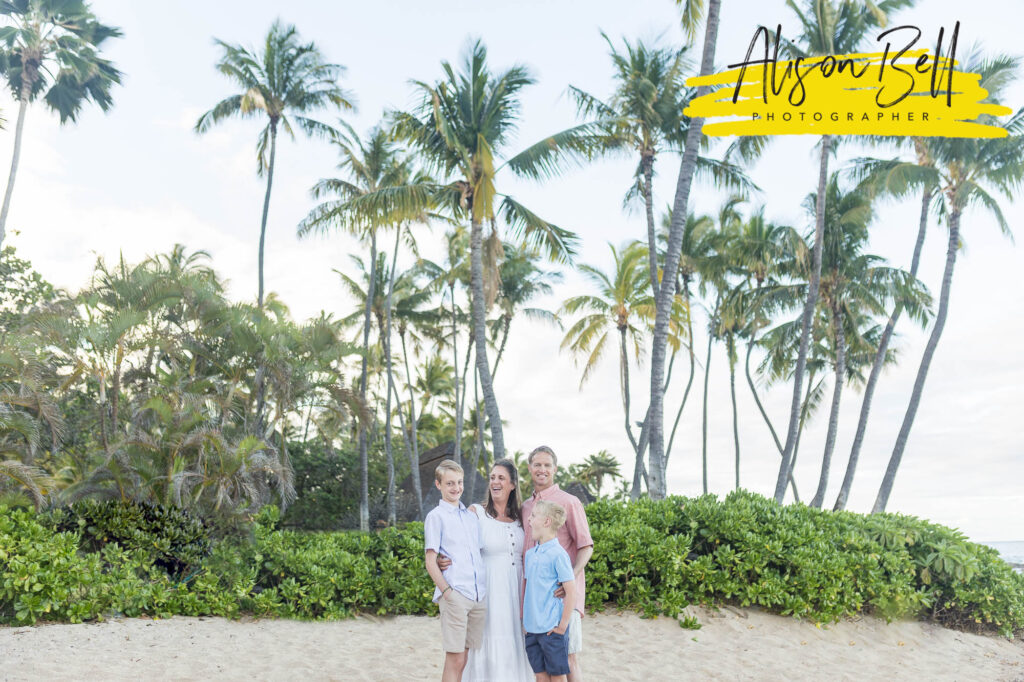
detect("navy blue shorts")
[524,630,570,676]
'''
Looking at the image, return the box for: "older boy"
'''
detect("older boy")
[524,499,577,682]
[424,459,487,682]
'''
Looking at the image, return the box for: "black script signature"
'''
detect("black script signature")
[727,22,960,109]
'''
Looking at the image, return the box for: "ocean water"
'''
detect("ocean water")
[984,541,1024,570]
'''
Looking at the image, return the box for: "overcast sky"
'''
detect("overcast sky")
[1,0,1021,541]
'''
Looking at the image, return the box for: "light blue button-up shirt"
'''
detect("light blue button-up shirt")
[523,537,574,633]
[424,498,486,603]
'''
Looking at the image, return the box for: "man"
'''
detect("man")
[520,446,593,682]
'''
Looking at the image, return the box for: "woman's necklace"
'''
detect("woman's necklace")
[492,502,514,523]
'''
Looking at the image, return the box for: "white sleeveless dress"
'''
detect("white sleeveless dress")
[464,505,534,682]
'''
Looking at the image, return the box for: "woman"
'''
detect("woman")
[464,459,534,682]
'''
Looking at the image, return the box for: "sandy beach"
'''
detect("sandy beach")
[2,607,1022,681]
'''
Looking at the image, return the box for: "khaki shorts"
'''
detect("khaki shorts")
[438,589,486,653]
[567,610,583,655]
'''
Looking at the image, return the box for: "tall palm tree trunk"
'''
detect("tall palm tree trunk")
[383,228,401,526]
[811,308,845,508]
[257,123,278,309]
[356,231,378,532]
[835,188,931,510]
[774,134,831,503]
[253,122,278,435]
[666,281,697,459]
[469,364,484,502]
[727,334,740,490]
[450,284,463,467]
[399,331,424,519]
[648,0,721,500]
[620,325,644,496]
[701,311,716,495]
[492,315,512,378]
[469,219,504,459]
[790,370,817,494]
[873,209,960,513]
[745,338,799,501]
[641,153,660,297]
[0,90,30,248]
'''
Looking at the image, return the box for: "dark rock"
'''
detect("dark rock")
[399,441,489,515]
[564,481,596,506]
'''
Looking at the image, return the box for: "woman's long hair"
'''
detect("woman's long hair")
[484,458,522,524]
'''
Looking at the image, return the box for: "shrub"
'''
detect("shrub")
[44,499,211,580]
[583,491,1023,636]
[4,493,1022,638]
[238,508,433,619]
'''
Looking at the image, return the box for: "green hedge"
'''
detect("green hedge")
[43,499,212,580]
[2,491,1021,637]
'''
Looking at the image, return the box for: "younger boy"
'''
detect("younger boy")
[424,459,487,682]
[523,500,577,682]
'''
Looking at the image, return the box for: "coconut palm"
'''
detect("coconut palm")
[868,89,1024,513]
[772,0,911,503]
[570,35,692,296]
[388,259,439,522]
[835,146,935,511]
[490,241,562,377]
[418,228,472,464]
[646,0,724,500]
[560,241,654,492]
[799,176,929,508]
[572,34,755,296]
[196,20,353,309]
[836,55,1020,511]
[298,125,433,531]
[393,39,597,461]
[0,0,122,246]
[659,210,714,466]
[575,450,622,497]
[730,209,802,498]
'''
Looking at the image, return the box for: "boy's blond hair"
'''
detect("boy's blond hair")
[533,499,567,530]
[434,458,464,482]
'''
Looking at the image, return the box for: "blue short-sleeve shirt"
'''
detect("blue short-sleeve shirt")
[523,537,575,633]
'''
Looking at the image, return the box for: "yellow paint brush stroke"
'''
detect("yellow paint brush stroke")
[684,50,1011,137]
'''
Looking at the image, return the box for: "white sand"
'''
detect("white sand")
[2,607,1022,681]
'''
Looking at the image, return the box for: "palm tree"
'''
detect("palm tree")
[490,241,562,377]
[575,450,622,497]
[871,95,1024,513]
[731,209,801,498]
[419,228,471,465]
[772,0,910,503]
[298,125,432,531]
[196,20,353,309]
[690,198,742,493]
[662,209,714,466]
[393,39,595,462]
[835,143,935,511]
[800,175,928,508]
[837,55,1020,511]
[560,241,653,493]
[0,0,122,246]
[570,35,692,296]
[647,0,723,500]
[389,259,438,522]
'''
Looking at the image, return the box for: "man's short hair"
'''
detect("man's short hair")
[528,445,558,467]
[533,499,567,530]
[435,458,464,482]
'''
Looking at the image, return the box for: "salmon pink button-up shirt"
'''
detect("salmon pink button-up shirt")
[522,484,594,616]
